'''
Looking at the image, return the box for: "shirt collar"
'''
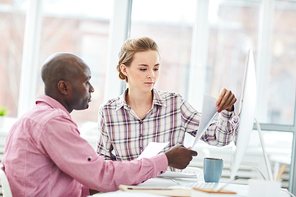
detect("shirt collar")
[36,95,70,116]
[115,88,166,111]
[152,88,166,107]
[115,88,128,110]
[116,89,129,111]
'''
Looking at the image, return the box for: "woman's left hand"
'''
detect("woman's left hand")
[216,88,237,113]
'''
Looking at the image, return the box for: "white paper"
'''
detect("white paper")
[158,171,198,179]
[138,142,169,159]
[192,95,218,148]
[90,190,164,197]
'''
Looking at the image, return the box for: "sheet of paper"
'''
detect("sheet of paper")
[119,185,191,197]
[158,171,198,179]
[192,94,218,148]
[92,190,165,197]
[138,142,169,159]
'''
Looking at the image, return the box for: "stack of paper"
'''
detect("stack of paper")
[157,171,198,179]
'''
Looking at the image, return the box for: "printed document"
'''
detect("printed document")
[192,94,218,148]
[138,142,169,159]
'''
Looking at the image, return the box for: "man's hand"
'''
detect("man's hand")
[165,145,198,169]
[216,88,237,113]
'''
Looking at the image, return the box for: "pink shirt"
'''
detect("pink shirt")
[2,95,168,197]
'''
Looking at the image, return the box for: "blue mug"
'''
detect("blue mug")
[203,157,223,183]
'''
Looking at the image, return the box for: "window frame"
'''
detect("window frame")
[17,0,43,117]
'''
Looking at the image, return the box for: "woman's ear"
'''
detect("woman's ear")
[120,64,128,77]
[57,80,71,95]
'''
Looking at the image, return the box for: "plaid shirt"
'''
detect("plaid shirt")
[97,88,239,161]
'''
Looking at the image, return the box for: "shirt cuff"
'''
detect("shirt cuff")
[220,109,234,119]
[151,153,168,177]
[81,185,90,197]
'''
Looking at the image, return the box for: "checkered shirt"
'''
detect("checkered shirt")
[97,88,239,161]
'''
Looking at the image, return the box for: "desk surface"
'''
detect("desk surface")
[91,177,290,197]
[137,178,250,196]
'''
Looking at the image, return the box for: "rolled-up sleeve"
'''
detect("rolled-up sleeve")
[201,110,239,146]
[180,99,239,146]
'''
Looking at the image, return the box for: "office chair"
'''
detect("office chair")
[0,166,12,197]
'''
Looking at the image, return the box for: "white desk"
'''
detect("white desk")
[91,177,291,197]
[137,178,250,196]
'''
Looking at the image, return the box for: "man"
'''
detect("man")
[2,52,197,197]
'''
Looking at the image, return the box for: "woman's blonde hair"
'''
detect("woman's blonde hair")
[117,37,159,82]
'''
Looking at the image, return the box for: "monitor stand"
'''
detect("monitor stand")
[255,118,273,181]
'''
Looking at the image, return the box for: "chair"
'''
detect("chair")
[0,166,12,197]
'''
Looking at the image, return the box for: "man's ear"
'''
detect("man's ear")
[120,64,128,77]
[57,80,71,95]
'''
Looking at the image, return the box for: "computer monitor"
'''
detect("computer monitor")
[229,49,273,181]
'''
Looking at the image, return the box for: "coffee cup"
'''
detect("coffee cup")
[203,157,223,183]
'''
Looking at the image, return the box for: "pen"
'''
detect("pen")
[127,187,173,190]
[275,164,286,182]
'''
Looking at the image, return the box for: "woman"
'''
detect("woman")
[97,37,239,161]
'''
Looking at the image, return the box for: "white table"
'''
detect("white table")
[90,177,291,197]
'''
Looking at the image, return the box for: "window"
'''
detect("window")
[0,0,28,117]
[130,0,196,96]
[206,0,260,111]
[266,1,296,125]
[37,0,113,126]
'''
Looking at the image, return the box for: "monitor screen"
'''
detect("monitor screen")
[229,49,257,180]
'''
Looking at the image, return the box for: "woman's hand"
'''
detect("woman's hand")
[216,88,237,113]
